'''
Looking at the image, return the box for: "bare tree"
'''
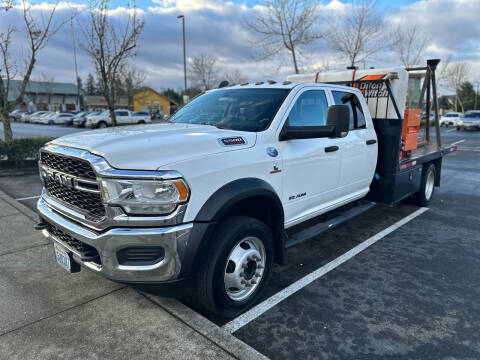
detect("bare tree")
[391,24,430,67]
[223,69,248,85]
[1,0,13,11]
[325,0,386,68]
[247,0,321,74]
[440,60,471,112]
[189,54,219,91]
[0,0,74,141]
[79,0,144,126]
[120,64,146,108]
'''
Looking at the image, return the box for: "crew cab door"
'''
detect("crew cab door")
[330,90,377,197]
[278,88,341,226]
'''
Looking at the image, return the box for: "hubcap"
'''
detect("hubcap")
[425,169,435,200]
[224,236,266,302]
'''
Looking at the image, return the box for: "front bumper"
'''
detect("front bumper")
[458,123,480,130]
[37,197,193,283]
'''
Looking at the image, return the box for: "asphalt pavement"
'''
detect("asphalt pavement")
[0,126,479,359]
[1,122,87,139]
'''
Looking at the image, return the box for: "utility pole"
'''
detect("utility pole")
[177,15,187,96]
[70,20,80,111]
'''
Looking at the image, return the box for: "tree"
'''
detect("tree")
[325,0,386,68]
[391,24,430,67]
[438,95,452,112]
[439,60,470,112]
[162,88,182,106]
[85,73,95,95]
[457,82,476,112]
[224,69,248,85]
[247,0,321,74]
[79,0,144,126]
[189,54,219,91]
[120,65,146,108]
[0,0,74,140]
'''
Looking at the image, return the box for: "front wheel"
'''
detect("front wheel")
[414,163,436,206]
[194,216,274,318]
[97,121,107,129]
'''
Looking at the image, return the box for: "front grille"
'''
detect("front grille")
[47,223,101,264]
[44,178,105,221]
[40,151,96,180]
[40,150,105,221]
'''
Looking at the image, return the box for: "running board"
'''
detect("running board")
[285,201,376,249]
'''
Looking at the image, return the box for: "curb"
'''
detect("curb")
[144,294,269,360]
[0,188,39,223]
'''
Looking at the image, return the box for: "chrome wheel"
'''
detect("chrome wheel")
[425,168,435,201]
[224,236,266,302]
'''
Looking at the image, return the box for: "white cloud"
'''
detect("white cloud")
[2,0,480,92]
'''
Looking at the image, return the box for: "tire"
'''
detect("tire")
[97,121,107,129]
[456,127,461,131]
[48,120,54,125]
[194,216,274,318]
[137,120,146,124]
[414,163,436,206]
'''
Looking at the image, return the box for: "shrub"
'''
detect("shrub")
[0,137,55,164]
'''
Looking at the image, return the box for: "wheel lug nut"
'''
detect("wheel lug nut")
[242,264,247,269]
[255,273,261,277]
[240,272,245,277]
[241,280,247,285]
[257,265,264,269]
[251,279,257,284]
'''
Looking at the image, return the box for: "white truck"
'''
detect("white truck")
[36,60,455,317]
[85,109,151,128]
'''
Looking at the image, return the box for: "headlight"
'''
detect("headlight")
[101,178,189,215]
[457,120,463,125]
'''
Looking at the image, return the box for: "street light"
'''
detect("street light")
[177,14,187,95]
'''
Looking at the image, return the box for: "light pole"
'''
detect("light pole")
[177,15,187,95]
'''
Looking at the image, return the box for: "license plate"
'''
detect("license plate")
[54,243,72,272]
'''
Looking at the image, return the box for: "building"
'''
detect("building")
[83,95,129,110]
[133,87,178,116]
[7,80,81,112]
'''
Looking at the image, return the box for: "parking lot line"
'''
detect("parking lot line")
[14,195,40,201]
[222,207,429,334]
[446,129,456,133]
[451,139,466,146]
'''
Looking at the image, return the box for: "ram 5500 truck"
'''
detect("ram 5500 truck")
[36,60,455,317]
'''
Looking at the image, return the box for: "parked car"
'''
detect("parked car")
[440,112,462,127]
[37,67,456,317]
[8,109,28,121]
[73,111,99,127]
[22,111,48,123]
[38,112,75,125]
[457,110,480,131]
[32,111,55,123]
[19,112,32,122]
[85,109,151,128]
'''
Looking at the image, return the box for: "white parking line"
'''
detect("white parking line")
[446,129,456,133]
[222,207,429,334]
[451,139,466,146]
[15,195,40,201]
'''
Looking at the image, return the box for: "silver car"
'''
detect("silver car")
[457,111,480,131]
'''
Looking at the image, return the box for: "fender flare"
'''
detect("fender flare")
[194,177,284,223]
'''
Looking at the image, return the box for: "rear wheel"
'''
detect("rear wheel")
[48,120,54,125]
[194,216,274,318]
[97,121,107,129]
[137,120,146,124]
[456,127,461,131]
[414,163,436,206]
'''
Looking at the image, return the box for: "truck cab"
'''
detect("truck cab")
[36,66,453,317]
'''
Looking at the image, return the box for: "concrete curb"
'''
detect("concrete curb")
[0,188,39,223]
[144,294,269,360]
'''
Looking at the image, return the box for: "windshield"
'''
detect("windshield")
[169,88,290,132]
[465,112,480,118]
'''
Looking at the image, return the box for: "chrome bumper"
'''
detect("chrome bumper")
[37,197,193,282]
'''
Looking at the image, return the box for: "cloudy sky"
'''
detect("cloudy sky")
[1,0,479,93]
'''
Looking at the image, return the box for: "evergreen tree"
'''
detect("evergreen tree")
[86,73,96,95]
[457,82,476,112]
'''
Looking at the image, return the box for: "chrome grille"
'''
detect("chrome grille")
[40,151,96,180]
[40,150,105,221]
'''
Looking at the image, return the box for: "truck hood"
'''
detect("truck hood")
[51,123,256,170]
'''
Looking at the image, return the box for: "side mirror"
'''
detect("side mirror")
[279,124,335,141]
[327,105,350,138]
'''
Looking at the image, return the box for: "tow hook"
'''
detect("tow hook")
[35,221,49,230]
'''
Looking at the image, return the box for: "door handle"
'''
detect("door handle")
[325,146,339,152]
[366,139,377,145]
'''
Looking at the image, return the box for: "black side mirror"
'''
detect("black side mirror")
[279,124,335,141]
[327,105,350,138]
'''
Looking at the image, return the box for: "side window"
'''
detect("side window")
[288,90,328,127]
[332,91,366,130]
[115,111,128,117]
